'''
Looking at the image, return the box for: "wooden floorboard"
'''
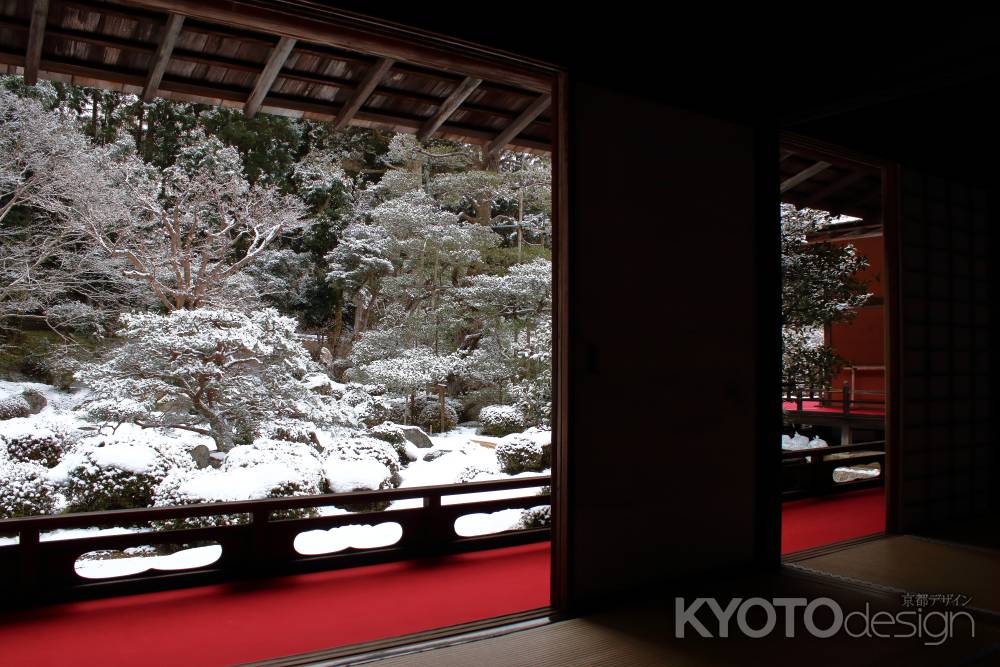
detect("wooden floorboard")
[342,566,1000,667]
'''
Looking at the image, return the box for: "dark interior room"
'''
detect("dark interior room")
[0,3,996,665]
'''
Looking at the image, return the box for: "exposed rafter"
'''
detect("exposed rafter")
[332,56,394,131]
[142,12,183,102]
[23,0,49,85]
[486,92,551,158]
[244,36,297,118]
[804,170,868,206]
[780,161,831,193]
[418,76,481,142]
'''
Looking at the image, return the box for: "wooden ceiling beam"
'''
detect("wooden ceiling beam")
[0,49,548,151]
[418,76,481,142]
[244,35,297,118]
[117,0,553,93]
[24,0,49,85]
[332,56,393,131]
[803,170,868,206]
[142,12,183,102]
[780,161,831,193]
[485,92,551,158]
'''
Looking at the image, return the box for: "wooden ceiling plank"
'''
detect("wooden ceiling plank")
[142,12,184,102]
[780,161,831,193]
[244,35,297,118]
[24,0,50,85]
[803,170,868,206]
[417,76,481,141]
[117,0,553,93]
[486,92,551,157]
[332,56,393,131]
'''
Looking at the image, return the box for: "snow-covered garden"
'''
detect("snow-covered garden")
[0,76,551,576]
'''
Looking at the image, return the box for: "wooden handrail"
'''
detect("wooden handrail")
[0,476,552,605]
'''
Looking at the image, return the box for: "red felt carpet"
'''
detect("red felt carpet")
[0,542,550,667]
[782,400,884,416]
[782,487,885,554]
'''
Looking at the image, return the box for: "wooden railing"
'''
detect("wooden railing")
[782,380,886,414]
[0,476,550,606]
[782,441,884,500]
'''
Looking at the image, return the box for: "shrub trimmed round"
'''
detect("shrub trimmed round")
[478,405,524,437]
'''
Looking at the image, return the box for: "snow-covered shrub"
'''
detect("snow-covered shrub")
[224,439,325,492]
[0,395,30,420]
[323,435,402,511]
[417,402,458,433]
[80,398,150,431]
[2,432,67,468]
[341,385,371,408]
[495,429,551,474]
[368,421,405,446]
[0,461,56,518]
[456,462,500,483]
[260,417,321,448]
[153,468,318,529]
[367,421,411,465]
[363,383,387,396]
[324,436,401,484]
[356,399,391,428]
[62,438,194,512]
[478,405,524,437]
[516,505,551,529]
[302,372,335,396]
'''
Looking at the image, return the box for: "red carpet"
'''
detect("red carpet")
[782,487,885,554]
[0,542,550,667]
[782,399,884,415]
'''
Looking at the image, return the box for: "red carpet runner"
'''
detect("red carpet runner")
[2,491,885,666]
[782,487,885,554]
[0,542,550,667]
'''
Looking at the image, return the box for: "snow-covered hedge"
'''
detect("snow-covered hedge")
[516,505,551,529]
[0,461,56,519]
[367,421,412,465]
[224,439,325,491]
[456,462,501,483]
[323,435,402,511]
[260,417,321,448]
[61,438,194,512]
[0,395,31,420]
[495,429,551,474]
[478,405,524,437]
[356,399,391,428]
[417,402,458,433]
[2,431,67,468]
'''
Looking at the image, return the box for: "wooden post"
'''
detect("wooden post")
[437,383,447,433]
[842,380,851,414]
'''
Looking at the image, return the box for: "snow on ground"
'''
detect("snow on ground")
[294,522,402,555]
[2,381,550,566]
[74,544,222,579]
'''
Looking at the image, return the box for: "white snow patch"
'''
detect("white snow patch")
[324,458,390,493]
[293,522,402,555]
[74,544,222,579]
[87,442,159,474]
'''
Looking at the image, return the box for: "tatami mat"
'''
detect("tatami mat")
[354,571,1000,667]
[787,535,1000,614]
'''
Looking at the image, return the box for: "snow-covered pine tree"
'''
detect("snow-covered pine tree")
[781,204,871,387]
